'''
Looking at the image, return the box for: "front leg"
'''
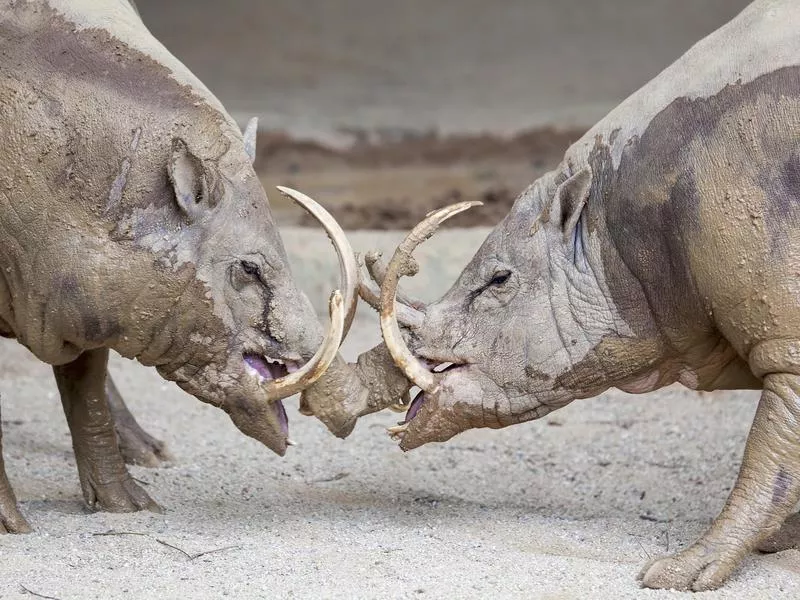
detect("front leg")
[639,371,800,591]
[54,348,161,513]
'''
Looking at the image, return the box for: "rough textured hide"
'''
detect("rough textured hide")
[0,0,366,531]
[349,0,800,592]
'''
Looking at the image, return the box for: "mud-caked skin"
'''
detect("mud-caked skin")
[0,0,363,532]
[351,0,800,591]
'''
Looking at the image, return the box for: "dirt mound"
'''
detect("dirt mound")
[256,126,586,229]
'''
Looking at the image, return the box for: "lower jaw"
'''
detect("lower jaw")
[274,399,289,438]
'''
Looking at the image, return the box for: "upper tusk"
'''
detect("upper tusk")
[262,290,345,401]
[365,251,426,310]
[276,186,358,340]
[379,200,482,392]
[359,270,424,328]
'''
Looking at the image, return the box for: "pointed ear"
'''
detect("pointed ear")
[167,138,211,221]
[548,165,592,241]
[242,117,258,164]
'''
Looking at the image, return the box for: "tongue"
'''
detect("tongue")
[244,354,289,381]
[405,390,426,423]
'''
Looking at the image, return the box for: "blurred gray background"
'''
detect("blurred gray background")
[135,0,752,138]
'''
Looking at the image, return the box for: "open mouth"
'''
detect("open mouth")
[243,353,300,382]
[243,353,300,439]
[387,360,462,439]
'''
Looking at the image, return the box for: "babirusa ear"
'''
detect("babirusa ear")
[167,138,210,221]
[243,117,258,164]
[550,165,592,242]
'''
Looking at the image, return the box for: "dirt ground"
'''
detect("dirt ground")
[2,227,799,600]
[1,321,799,599]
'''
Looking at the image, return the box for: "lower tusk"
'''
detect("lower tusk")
[379,201,482,393]
[276,186,359,340]
[262,290,345,401]
[387,423,408,439]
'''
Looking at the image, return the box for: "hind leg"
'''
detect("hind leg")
[106,374,173,467]
[639,369,800,591]
[0,403,30,533]
[54,348,161,513]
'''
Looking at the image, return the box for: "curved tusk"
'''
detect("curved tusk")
[365,251,426,310]
[276,186,358,339]
[358,278,382,311]
[359,272,424,328]
[379,200,482,392]
[263,290,345,400]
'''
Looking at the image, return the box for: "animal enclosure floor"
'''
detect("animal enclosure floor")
[0,320,797,599]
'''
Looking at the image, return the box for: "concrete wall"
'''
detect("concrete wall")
[135,0,752,139]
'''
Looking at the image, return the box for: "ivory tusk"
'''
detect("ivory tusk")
[359,272,423,328]
[365,251,426,310]
[379,201,482,393]
[276,186,359,339]
[262,290,345,400]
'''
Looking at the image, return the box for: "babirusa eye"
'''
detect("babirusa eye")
[490,270,511,286]
[241,260,261,277]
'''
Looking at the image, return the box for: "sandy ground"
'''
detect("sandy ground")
[2,228,800,599]
[1,320,799,599]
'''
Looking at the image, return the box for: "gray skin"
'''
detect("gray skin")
[0,0,365,532]
[341,0,800,592]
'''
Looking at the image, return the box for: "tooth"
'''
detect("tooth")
[387,423,408,440]
[388,390,411,413]
[286,439,297,446]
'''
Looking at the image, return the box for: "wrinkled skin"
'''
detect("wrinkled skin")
[0,0,358,531]
[351,0,800,592]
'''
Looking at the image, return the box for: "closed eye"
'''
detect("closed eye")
[241,260,261,277]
